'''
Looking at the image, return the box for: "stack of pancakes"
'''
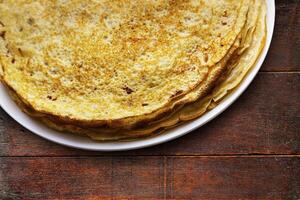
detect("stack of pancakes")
[0,0,266,140]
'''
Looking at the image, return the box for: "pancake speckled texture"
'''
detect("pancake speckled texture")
[0,0,267,140]
[0,0,247,125]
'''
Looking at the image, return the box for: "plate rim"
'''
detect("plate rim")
[0,0,276,151]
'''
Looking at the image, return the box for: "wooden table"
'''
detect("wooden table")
[1,1,299,199]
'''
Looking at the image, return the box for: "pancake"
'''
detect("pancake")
[4,0,266,141]
[0,0,249,128]
[0,0,267,141]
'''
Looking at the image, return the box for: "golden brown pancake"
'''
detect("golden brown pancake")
[0,0,249,128]
[0,0,267,141]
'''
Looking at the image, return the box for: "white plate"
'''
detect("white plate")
[0,1,275,151]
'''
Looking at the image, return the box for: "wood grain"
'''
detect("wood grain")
[0,156,299,200]
[166,156,300,199]
[262,0,300,72]
[0,73,299,156]
[0,157,165,200]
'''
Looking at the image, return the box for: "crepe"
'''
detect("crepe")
[0,0,250,128]
[0,0,267,141]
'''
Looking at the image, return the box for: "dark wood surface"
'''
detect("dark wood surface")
[0,1,299,199]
